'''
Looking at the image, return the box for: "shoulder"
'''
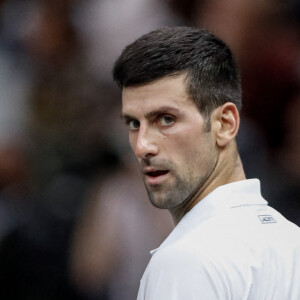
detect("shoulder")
[138,242,248,300]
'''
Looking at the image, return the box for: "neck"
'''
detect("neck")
[169,147,246,225]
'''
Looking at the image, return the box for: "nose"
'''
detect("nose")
[133,127,158,159]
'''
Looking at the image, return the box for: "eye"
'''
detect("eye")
[128,119,140,130]
[159,115,175,126]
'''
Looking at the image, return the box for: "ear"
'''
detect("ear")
[211,102,240,147]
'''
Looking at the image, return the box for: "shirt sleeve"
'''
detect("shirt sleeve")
[137,247,231,300]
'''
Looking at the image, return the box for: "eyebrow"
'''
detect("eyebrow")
[121,106,180,121]
[145,106,180,119]
[121,113,135,121]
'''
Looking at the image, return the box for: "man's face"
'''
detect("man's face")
[122,75,219,209]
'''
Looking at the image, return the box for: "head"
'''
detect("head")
[113,27,244,218]
[113,26,241,121]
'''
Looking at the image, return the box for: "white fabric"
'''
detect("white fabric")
[137,179,300,300]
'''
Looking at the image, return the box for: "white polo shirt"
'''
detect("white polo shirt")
[137,179,300,300]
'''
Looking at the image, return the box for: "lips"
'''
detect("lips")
[143,168,169,185]
[146,170,168,177]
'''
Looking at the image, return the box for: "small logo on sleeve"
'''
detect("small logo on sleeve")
[258,215,277,224]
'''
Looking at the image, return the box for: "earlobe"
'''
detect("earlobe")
[213,103,240,147]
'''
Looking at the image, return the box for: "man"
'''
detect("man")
[112,27,300,299]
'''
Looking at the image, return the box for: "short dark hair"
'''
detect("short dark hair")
[113,26,241,117]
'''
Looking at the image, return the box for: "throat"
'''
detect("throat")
[169,177,207,225]
[169,156,220,225]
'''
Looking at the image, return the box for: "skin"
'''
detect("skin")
[122,75,246,224]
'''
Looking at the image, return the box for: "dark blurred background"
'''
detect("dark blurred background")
[0,0,298,299]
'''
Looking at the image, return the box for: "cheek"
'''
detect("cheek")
[168,130,215,167]
[129,133,137,151]
[166,126,204,152]
[162,134,198,168]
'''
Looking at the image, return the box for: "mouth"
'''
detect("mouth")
[144,169,169,185]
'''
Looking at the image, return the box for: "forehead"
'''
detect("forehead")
[122,75,197,116]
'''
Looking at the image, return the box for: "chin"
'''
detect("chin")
[149,193,184,210]
[148,194,169,209]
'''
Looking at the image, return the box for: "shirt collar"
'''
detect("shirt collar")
[150,179,267,255]
[204,178,267,209]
